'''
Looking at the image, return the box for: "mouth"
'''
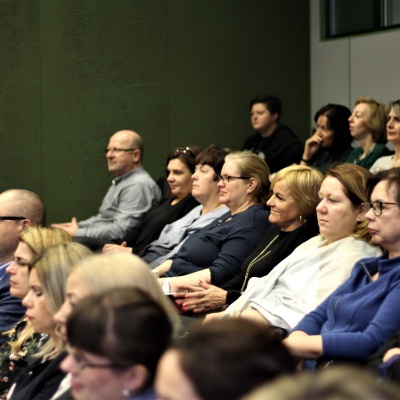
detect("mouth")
[26,314,33,321]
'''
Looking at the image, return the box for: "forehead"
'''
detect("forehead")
[371,180,397,201]
[317,115,329,127]
[66,272,92,297]
[320,176,346,195]
[28,268,40,284]
[221,159,240,175]
[108,133,131,147]
[251,103,269,112]
[15,241,34,259]
[0,193,16,213]
[167,158,189,171]
[354,102,371,116]
[272,178,289,192]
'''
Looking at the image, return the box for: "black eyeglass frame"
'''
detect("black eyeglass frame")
[218,175,250,184]
[104,147,137,154]
[364,201,399,216]
[0,216,27,221]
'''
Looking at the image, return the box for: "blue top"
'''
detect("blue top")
[166,206,270,286]
[293,254,400,363]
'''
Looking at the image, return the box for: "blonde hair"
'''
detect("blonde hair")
[70,253,179,332]
[272,165,323,221]
[8,227,72,354]
[224,152,270,204]
[32,242,92,359]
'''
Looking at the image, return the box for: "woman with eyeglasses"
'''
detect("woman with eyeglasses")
[152,151,271,292]
[60,287,172,400]
[284,167,400,368]
[0,227,71,399]
[370,100,400,173]
[103,145,200,255]
[7,242,91,400]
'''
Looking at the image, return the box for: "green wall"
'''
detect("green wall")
[0,0,310,223]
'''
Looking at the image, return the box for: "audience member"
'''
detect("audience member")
[284,167,400,367]
[153,152,271,291]
[7,242,91,400]
[371,99,400,173]
[301,104,353,173]
[174,165,322,314]
[61,288,172,400]
[103,145,229,267]
[0,189,46,339]
[346,97,392,169]
[155,319,296,400]
[243,95,303,173]
[204,164,380,331]
[52,130,161,243]
[0,227,71,398]
[103,145,201,255]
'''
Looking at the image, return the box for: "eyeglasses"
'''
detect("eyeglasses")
[218,175,249,184]
[364,200,399,216]
[174,146,195,158]
[0,216,27,221]
[105,147,136,154]
[66,345,123,371]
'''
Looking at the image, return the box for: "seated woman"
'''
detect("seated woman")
[155,319,296,400]
[61,287,172,400]
[152,151,271,291]
[7,242,91,400]
[103,145,229,266]
[52,252,179,400]
[174,165,323,314]
[105,145,201,254]
[284,167,400,367]
[346,97,392,169]
[300,104,353,173]
[204,164,381,331]
[0,227,71,398]
[371,100,400,173]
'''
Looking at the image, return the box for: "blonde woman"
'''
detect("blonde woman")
[0,227,71,399]
[7,243,91,400]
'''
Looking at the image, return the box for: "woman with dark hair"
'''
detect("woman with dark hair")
[346,97,392,169]
[61,287,173,400]
[155,319,296,400]
[371,100,400,173]
[301,104,353,173]
[103,145,201,254]
[285,167,400,368]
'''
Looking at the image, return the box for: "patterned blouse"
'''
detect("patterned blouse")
[0,318,48,399]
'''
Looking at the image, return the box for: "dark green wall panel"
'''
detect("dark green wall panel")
[0,0,309,224]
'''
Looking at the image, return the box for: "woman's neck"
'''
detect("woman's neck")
[229,200,257,216]
[358,135,375,160]
[201,197,223,215]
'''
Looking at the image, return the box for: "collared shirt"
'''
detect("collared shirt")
[76,167,161,241]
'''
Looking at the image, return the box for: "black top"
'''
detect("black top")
[128,194,199,254]
[221,220,319,305]
[243,125,303,173]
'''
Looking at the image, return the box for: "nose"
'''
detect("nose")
[266,194,276,207]
[316,199,326,213]
[348,115,353,122]
[54,301,68,325]
[365,206,375,221]
[22,292,32,308]
[217,178,225,187]
[60,354,77,374]
[387,117,394,129]
[167,172,174,182]
[6,262,16,276]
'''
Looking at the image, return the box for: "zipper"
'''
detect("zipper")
[241,234,279,291]
[361,262,373,282]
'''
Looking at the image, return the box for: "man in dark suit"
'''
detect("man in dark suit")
[0,189,45,343]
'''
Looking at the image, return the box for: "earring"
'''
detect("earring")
[122,389,130,397]
[299,215,306,225]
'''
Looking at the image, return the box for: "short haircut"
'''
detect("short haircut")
[354,97,387,143]
[314,104,353,156]
[249,95,282,120]
[195,145,231,180]
[272,165,323,222]
[67,287,173,389]
[368,167,400,205]
[172,319,296,400]
[325,163,373,242]
[2,189,46,225]
[225,151,270,204]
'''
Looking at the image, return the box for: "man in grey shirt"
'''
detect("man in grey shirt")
[53,130,161,242]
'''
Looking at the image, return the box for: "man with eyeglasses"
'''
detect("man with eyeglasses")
[0,189,45,340]
[52,130,161,246]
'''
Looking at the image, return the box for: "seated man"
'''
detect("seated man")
[0,189,46,342]
[53,130,161,244]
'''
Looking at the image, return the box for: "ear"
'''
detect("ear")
[356,202,366,221]
[19,219,32,232]
[246,178,258,195]
[271,112,279,123]
[122,364,149,395]
[132,149,142,164]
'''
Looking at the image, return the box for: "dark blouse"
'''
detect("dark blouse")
[0,318,48,399]
[222,221,319,305]
[129,194,199,254]
[310,147,353,174]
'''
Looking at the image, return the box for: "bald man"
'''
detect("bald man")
[53,130,161,243]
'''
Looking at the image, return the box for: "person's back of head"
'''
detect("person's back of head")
[157,319,296,400]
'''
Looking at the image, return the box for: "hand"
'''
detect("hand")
[383,347,400,362]
[52,217,79,238]
[174,279,227,314]
[303,133,323,160]
[102,242,132,254]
